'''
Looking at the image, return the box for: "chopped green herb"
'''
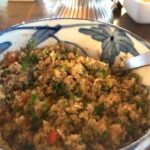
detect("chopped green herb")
[31,93,37,102]
[20,143,35,150]
[42,48,49,55]
[137,99,149,113]
[101,130,109,141]
[21,53,38,71]
[126,122,138,135]
[126,98,135,104]
[101,84,111,92]
[83,68,88,76]
[27,69,36,87]
[92,68,101,74]
[130,73,140,82]
[60,50,69,57]
[51,81,68,97]
[26,39,37,50]
[42,101,49,112]
[70,93,81,101]
[123,110,130,116]
[93,103,104,116]
[27,93,38,120]
[92,68,108,78]
[138,99,149,108]
[65,118,73,126]
[31,115,39,122]
[132,84,139,95]
[60,62,67,70]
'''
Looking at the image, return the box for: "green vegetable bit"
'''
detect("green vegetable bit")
[137,99,149,113]
[101,130,109,141]
[93,103,105,116]
[26,39,37,50]
[21,53,38,71]
[51,81,68,97]
[27,93,38,120]
[126,122,138,136]
[132,84,139,95]
[42,101,49,112]
[60,50,69,57]
[92,68,108,78]
[101,84,111,92]
[60,62,68,70]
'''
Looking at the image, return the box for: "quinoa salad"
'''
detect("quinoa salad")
[0,42,150,150]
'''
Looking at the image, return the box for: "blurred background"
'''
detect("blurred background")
[0,0,150,42]
[0,0,56,29]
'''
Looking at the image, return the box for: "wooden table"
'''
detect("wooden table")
[0,0,150,43]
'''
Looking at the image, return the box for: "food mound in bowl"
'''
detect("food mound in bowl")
[0,43,150,150]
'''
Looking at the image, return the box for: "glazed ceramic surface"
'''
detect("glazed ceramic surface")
[0,18,150,150]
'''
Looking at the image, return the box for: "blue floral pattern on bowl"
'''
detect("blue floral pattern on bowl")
[0,42,11,54]
[79,25,139,65]
[0,18,150,150]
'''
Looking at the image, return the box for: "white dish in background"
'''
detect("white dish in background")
[124,0,150,23]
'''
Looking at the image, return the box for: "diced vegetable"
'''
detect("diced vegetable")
[132,84,139,95]
[101,130,109,141]
[101,84,111,92]
[137,99,149,113]
[138,99,148,108]
[27,93,38,120]
[21,53,38,71]
[20,143,35,150]
[92,68,108,78]
[126,122,138,136]
[6,52,19,64]
[51,81,67,97]
[26,39,37,50]
[27,69,36,86]
[93,104,104,116]
[47,131,58,145]
[42,101,49,112]
[22,92,30,103]
[60,50,69,57]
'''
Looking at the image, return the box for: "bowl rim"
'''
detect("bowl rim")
[0,17,150,50]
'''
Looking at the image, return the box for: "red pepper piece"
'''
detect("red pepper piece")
[47,131,57,145]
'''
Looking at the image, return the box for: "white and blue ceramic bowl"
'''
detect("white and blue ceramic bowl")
[0,18,150,150]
